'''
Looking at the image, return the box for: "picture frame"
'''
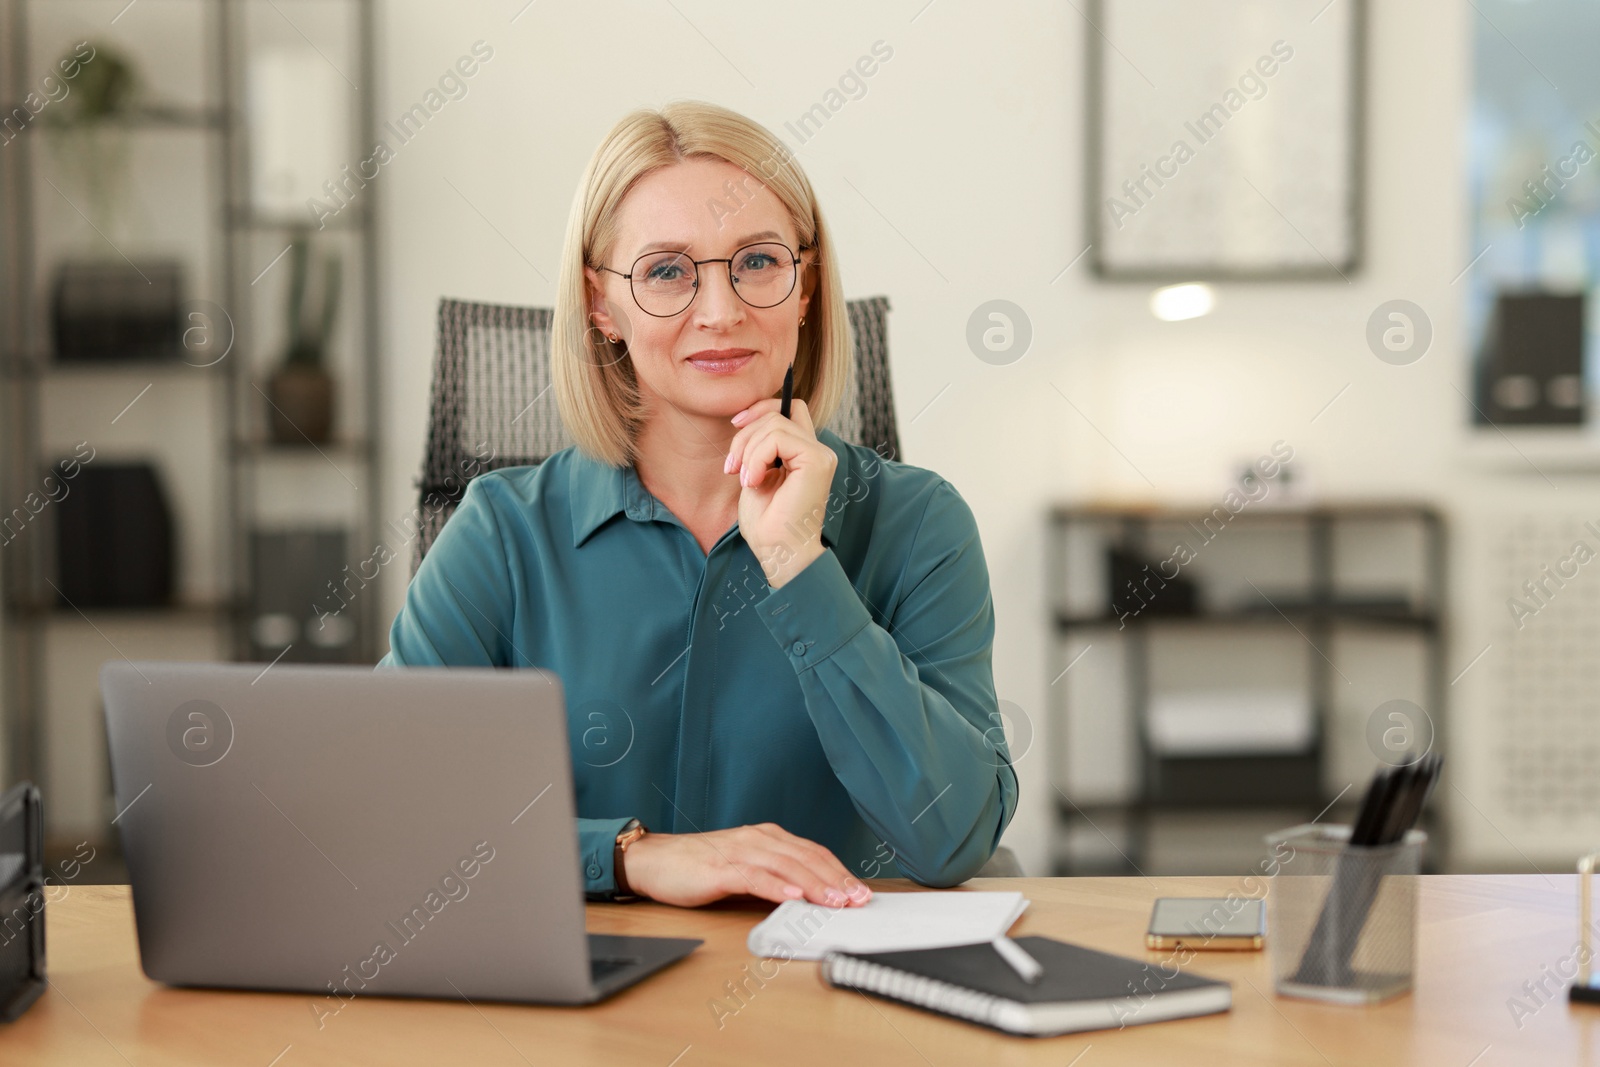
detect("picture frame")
[1085,0,1366,280]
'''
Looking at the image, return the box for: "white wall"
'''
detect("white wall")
[369,0,1598,873]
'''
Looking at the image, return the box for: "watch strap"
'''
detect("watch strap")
[612,819,646,901]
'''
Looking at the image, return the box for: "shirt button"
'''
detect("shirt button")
[587,863,602,879]
[791,640,808,656]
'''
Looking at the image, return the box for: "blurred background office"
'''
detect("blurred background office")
[1,0,1595,883]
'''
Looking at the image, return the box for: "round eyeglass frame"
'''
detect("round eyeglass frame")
[594,241,812,318]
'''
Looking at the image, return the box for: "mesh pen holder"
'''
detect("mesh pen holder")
[1265,823,1424,1005]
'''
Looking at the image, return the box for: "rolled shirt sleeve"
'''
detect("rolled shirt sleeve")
[756,478,1018,886]
[577,815,636,899]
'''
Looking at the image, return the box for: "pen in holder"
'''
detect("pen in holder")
[1266,823,1423,1005]
[1571,851,1600,1004]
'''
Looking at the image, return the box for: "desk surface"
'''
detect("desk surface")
[9,875,1593,1065]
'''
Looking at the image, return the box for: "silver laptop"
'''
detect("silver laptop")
[100,661,700,1005]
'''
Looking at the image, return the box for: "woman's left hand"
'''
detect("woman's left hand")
[726,397,837,588]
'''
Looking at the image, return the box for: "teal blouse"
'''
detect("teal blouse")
[378,426,1018,897]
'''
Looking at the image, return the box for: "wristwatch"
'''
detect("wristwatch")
[612,818,648,902]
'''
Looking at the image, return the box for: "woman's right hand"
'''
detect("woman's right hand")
[621,823,873,909]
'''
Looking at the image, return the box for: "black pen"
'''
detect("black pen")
[1391,754,1441,841]
[1348,772,1386,846]
[774,362,793,469]
[1375,761,1419,846]
[1352,767,1398,846]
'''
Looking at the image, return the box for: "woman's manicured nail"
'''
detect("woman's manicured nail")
[783,884,804,899]
[731,410,749,425]
[823,888,846,907]
[848,884,871,903]
[724,452,735,473]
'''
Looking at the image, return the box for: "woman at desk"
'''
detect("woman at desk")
[381,101,1017,909]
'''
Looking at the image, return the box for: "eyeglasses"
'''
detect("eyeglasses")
[595,241,810,318]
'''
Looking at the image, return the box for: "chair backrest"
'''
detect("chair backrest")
[411,295,898,573]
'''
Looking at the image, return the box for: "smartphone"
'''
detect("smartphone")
[1146,897,1265,951]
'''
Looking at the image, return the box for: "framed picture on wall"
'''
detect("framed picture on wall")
[1086,0,1366,280]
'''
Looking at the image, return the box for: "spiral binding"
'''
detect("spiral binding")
[823,953,1009,1028]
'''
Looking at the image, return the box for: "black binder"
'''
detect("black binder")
[0,783,46,1022]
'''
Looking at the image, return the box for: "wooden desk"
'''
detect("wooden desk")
[8,876,1593,1065]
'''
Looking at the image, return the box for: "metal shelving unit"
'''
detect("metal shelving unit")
[1047,502,1448,875]
[0,0,379,850]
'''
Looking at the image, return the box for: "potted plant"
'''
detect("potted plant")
[44,40,140,243]
[266,229,342,444]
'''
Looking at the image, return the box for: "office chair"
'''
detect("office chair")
[411,294,897,569]
[408,294,1020,878]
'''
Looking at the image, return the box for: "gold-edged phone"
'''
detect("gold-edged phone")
[1146,897,1265,951]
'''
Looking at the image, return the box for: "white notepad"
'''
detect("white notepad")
[747,891,1029,960]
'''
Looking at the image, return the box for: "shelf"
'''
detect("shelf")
[226,207,369,232]
[1050,801,1450,876]
[1056,795,1446,823]
[1052,500,1442,524]
[1460,423,1600,473]
[235,438,372,459]
[1,354,221,377]
[6,598,236,622]
[1056,606,1438,631]
[0,0,383,801]
[1046,496,1448,869]
[1056,791,1326,818]
[2,103,226,131]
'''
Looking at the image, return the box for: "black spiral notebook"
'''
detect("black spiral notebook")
[820,936,1230,1037]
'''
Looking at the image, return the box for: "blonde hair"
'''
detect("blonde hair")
[552,101,852,468]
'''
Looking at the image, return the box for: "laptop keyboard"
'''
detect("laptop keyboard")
[591,956,638,983]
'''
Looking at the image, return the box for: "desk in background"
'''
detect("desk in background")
[7,876,1588,1065]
